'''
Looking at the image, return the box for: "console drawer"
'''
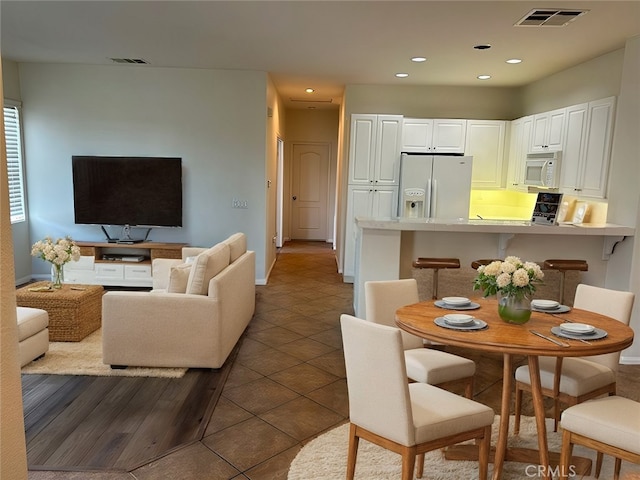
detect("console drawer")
[124,264,152,280]
[96,264,124,280]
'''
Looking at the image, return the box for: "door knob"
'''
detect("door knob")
[292,195,297,200]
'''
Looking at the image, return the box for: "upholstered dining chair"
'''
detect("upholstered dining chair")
[559,396,640,480]
[340,314,494,480]
[365,279,476,398]
[514,284,635,433]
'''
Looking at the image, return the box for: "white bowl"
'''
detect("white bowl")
[532,299,560,310]
[442,296,471,306]
[443,313,475,325]
[560,323,595,335]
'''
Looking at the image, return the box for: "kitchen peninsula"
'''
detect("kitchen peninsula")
[353,217,635,316]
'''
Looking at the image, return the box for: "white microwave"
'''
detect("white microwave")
[524,152,561,188]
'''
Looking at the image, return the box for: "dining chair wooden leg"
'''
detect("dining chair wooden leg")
[401,446,417,480]
[594,451,603,478]
[614,456,622,479]
[464,377,474,399]
[347,423,359,480]
[478,425,491,480]
[514,385,523,434]
[559,429,573,480]
[416,452,425,479]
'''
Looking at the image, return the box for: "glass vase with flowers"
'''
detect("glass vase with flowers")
[473,256,544,324]
[31,236,81,289]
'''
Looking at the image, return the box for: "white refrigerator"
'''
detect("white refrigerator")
[399,153,473,219]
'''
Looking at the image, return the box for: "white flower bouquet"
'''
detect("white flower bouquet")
[473,256,544,298]
[31,236,81,288]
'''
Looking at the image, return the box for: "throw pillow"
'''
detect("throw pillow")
[224,232,247,263]
[167,263,192,293]
[186,243,230,295]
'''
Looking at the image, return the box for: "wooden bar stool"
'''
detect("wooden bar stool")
[413,257,460,300]
[471,259,501,270]
[543,259,588,304]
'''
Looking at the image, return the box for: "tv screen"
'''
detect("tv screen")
[72,156,183,228]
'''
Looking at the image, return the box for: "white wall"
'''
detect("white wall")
[17,63,270,282]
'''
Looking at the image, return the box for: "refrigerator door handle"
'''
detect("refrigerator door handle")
[431,179,438,218]
[426,179,433,218]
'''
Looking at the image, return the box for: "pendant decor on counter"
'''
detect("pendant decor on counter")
[498,292,532,324]
[473,256,543,325]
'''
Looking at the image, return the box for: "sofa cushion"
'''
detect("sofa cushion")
[224,233,247,263]
[186,243,230,295]
[167,262,192,293]
[17,307,49,342]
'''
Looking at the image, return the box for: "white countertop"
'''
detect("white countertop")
[355,217,635,236]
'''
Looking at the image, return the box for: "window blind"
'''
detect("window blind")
[3,105,26,223]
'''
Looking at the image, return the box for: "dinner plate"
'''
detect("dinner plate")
[532,304,571,314]
[531,299,560,310]
[443,313,475,326]
[559,322,595,335]
[434,300,481,311]
[551,326,607,341]
[434,317,488,331]
[441,296,471,306]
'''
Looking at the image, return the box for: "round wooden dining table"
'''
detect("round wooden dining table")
[395,297,634,480]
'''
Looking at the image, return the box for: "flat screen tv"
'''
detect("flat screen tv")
[72,156,183,229]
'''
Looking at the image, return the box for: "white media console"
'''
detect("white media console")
[63,241,185,288]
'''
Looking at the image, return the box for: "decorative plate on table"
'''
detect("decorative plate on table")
[434,317,487,331]
[434,300,481,310]
[531,299,560,310]
[550,326,608,341]
[532,304,571,314]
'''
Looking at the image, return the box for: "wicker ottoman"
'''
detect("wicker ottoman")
[16,282,104,342]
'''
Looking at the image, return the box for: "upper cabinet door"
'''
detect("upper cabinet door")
[401,118,466,153]
[506,116,533,191]
[530,108,566,152]
[432,119,467,153]
[375,115,403,185]
[401,118,434,152]
[466,120,507,189]
[560,103,589,193]
[348,115,377,185]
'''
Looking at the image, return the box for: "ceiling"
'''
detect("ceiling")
[2,1,639,110]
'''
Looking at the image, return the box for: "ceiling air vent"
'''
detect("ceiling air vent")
[109,58,149,64]
[515,9,589,27]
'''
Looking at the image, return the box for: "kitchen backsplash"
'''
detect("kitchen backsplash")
[469,190,608,223]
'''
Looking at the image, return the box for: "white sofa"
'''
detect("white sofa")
[17,307,49,367]
[102,233,256,369]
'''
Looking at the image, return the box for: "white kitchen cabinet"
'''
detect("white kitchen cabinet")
[348,114,402,186]
[343,185,398,281]
[466,120,508,189]
[401,118,467,154]
[530,108,566,152]
[506,116,533,191]
[560,97,615,198]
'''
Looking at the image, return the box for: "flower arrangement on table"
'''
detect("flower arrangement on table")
[473,256,544,324]
[31,236,81,289]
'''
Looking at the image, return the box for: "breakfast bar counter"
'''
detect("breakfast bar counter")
[352,217,635,317]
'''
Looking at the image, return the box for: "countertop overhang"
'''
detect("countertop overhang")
[355,217,635,236]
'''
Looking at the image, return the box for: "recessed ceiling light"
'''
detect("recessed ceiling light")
[395,73,409,78]
[474,44,492,50]
[506,58,522,64]
[305,88,315,93]
[411,57,427,62]
[477,75,492,80]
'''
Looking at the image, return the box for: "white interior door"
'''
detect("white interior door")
[291,143,329,240]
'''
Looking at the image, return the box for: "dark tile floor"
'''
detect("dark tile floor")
[28,240,640,480]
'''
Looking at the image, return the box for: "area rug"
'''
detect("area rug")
[288,415,640,480]
[21,328,187,378]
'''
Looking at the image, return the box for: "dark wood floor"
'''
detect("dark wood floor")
[22,360,231,471]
